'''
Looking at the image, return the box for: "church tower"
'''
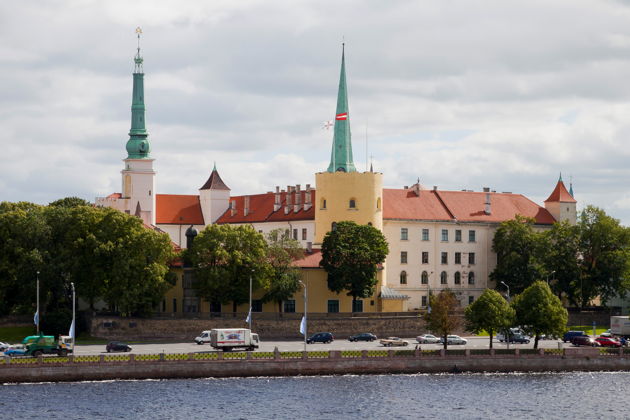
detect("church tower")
[544,174,577,224]
[199,163,231,225]
[121,28,156,225]
[314,45,383,244]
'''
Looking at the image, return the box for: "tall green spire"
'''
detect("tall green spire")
[126,27,151,159]
[327,44,356,173]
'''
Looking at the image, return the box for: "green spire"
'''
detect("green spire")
[327,44,356,173]
[126,27,151,159]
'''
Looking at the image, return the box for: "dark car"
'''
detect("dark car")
[307,332,333,344]
[505,333,530,344]
[348,333,377,342]
[563,331,587,343]
[571,336,600,347]
[106,341,132,352]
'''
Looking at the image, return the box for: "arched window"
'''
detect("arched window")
[377,197,382,210]
[400,271,407,285]
[331,222,337,231]
[321,198,327,209]
[349,198,356,209]
[454,271,461,285]
[440,271,447,285]
[421,271,429,284]
[468,271,475,285]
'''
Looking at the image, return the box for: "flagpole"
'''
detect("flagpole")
[36,271,40,335]
[303,278,307,353]
[248,273,252,331]
[71,282,76,353]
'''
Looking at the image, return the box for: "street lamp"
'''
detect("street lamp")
[546,271,556,285]
[500,281,510,302]
[71,282,76,353]
[500,281,510,350]
[299,279,308,353]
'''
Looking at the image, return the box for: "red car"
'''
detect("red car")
[595,337,622,348]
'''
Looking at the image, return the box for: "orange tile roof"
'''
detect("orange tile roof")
[383,188,555,225]
[156,194,205,225]
[292,249,322,268]
[106,192,122,199]
[544,181,576,203]
[215,190,316,224]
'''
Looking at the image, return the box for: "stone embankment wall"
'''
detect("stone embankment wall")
[1,347,628,383]
[90,315,451,341]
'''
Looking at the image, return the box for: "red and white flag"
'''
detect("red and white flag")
[335,113,348,120]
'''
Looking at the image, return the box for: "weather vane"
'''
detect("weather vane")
[134,27,144,73]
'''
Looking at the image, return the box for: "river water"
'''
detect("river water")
[2,372,628,419]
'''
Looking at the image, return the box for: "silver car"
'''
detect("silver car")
[416,334,441,344]
[440,335,468,345]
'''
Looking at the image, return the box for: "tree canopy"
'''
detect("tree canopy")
[464,289,514,349]
[512,281,568,349]
[261,229,304,313]
[424,289,460,349]
[320,221,389,307]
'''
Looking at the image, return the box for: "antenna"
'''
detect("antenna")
[365,120,368,172]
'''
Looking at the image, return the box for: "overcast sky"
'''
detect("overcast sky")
[3,0,630,223]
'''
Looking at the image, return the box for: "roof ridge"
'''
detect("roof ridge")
[432,190,456,220]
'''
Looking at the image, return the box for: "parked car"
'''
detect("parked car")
[0,341,9,352]
[416,334,440,344]
[380,337,409,347]
[502,333,530,344]
[106,341,132,352]
[595,337,622,348]
[563,331,588,343]
[570,336,600,347]
[348,333,377,342]
[440,335,468,345]
[306,332,333,344]
[4,344,26,356]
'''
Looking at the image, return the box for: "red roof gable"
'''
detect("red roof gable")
[215,190,316,224]
[156,194,205,225]
[544,181,576,203]
[383,188,555,225]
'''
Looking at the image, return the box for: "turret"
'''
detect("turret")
[544,173,577,224]
[199,163,231,226]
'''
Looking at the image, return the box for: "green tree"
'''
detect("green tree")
[188,224,271,312]
[538,220,581,304]
[262,229,303,313]
[490,215,544,295]
[577,206,630,307]
[320,221,389,310]
[424,289,460,349]
[464,289,514,349]
[48,197,91,208]
[512,281,568,349]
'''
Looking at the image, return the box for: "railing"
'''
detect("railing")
[147,311,424,320]
[3,346,627,367]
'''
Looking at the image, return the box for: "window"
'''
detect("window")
[183,297,200,313]
[400,228,408,240]
[468,271,475,285]
[283,300,296,313]
[172,298,177,313]
[352,300,364,313]
[400,271,407,284]
[455,229,462,242]
[302,228,307,240]
[469,252,475,265]
[441,229,448,242]
[401,251,408,264]
[454,271,461,285]
[210,301,221,313]
[252,300,263,312]
[162,299,166,312]
[441,252,448,264]
[440,271,447,284]
[422,252,429,264]
[327,300,339,313]
[293,229,298,240]
[422,229,429,241]
[469,230,476,242]
[421,295,427,307]
[469,296,474,305]
[321,198,327,209]
[455,252,461,265]
[377,197,382,210]
[421,271,429,284]
[349,199,356,209]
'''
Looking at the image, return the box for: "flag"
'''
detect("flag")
[69,319,75,339]
[322,120,333,130]
[33,310,39,326]
[299,316,306,335]
[245,307,251,324]
[335,113,348,120]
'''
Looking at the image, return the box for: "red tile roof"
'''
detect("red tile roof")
[215,190,316,224]
[292,249,322,268]
[544,181,576,203]
[383,188,555,225]
[156,194,205,225]
[106,192,122,199]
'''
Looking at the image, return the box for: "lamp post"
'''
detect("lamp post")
[299,279,307,352]
[546,271,556,285]
[71,282,76,352]
[36,271,40,335]
[501,281,510,350]
[248,273,252,331]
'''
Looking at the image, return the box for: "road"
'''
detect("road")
[75,336,567,355]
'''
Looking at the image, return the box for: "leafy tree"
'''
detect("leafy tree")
[424,289,460,349]
[490,215,544,295]
[577,206,630,307]
[538,221,581,304]
[512,281,568,349]
[320,221,389,309]
[48,197,91,208]
[464,289,514,349]
[262,229,303,313]
[188,224,271,312]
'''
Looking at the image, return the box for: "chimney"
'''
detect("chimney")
[304,184,312,211]
[285,186,292,215]
[244,196,250,217]
[404,185,408,190]
[230,200,237,216]
[274,186,281,211]
[294,184,301,213]
[413,180,420,197]
[485,191,491,215]
[433,186,438,191]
